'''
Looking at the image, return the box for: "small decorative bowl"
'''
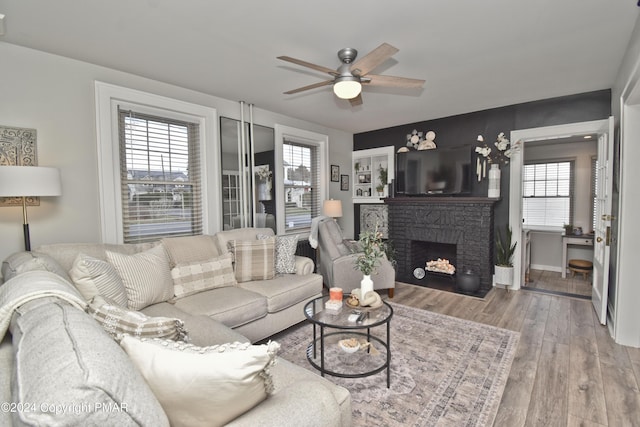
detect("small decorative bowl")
[338,338,360,353]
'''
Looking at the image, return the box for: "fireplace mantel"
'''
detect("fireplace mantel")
[384,197,499,205]
[385,197,496,295]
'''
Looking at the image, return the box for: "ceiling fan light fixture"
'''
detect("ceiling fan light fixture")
[333,77,362,99]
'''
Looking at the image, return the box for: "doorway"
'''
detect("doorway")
[508,118,613,296]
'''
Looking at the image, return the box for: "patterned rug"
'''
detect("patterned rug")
[275,302,519,426]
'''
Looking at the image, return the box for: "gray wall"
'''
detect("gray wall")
[0,42,354,266]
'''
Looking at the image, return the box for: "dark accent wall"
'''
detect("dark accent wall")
[353,90,611,242]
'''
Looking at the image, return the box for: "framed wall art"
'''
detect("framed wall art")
[340,174,349,191]
[0,125,38,207]
[331,164,340,182]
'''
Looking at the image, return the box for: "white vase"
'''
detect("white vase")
[488,164,500,198]
[361,274,374,296]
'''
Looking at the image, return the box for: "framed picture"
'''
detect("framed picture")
[331,164,340,182]
[340,174,349,191]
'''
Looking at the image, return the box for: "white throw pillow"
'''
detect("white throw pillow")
[120,337,280,427]
[69,253,129,307]
[171,253,237,299]
[106,245,174,310]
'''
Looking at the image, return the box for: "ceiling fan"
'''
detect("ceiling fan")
[277,43,425,106]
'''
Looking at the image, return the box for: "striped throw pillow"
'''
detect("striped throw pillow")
[227,238,275,283]
[106,245,174,311]
[171,253,237,298]
[88,296,188,341]
[69,253,129,307]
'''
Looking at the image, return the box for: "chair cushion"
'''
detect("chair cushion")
[173,286,267,329]
[171,253,237,299]
[120,337,279,427]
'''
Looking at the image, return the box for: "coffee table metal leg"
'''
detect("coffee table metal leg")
[320,325,325,377]
[313,323,317,359]
[387,319,391,388]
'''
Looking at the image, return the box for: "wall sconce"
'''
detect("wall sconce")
[0,166,62,251]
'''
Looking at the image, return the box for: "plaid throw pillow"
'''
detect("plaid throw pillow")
[227,238,275,283]
[87,296,188,341]
[171,253,237,298]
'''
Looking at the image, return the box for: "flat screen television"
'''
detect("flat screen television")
[396,145,472,196]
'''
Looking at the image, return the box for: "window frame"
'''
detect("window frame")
[95,82,218,244]
[274,125,328,236]
[522,159,574,231]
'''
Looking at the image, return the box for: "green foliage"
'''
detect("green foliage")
[496,225,517,267]
[378,166,388,186]
[355,223,385,275]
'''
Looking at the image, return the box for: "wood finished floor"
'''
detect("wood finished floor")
[525,269,593,297]
[391,282,640,427]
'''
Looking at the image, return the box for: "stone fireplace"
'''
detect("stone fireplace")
[385,197,497,295]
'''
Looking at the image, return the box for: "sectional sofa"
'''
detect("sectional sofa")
[0,227,352,426]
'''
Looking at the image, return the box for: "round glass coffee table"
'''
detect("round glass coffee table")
[303,296,393,388]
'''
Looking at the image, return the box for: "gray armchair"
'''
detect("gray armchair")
[316,219,395,297]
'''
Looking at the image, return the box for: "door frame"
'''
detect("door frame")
[508,118,612,291]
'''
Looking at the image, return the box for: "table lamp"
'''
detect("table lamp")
[0,166,62,251]
[323,199,343,220]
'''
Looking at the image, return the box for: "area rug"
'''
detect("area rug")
[275,302,519,427]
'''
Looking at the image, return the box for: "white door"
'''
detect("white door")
[592,116,615,325]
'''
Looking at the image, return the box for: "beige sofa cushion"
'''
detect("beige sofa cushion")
[173,286,267,329]
[1,251,71,283]
[69,253,129,307]
[161,235,220,268]
[106,245,174,310]
[87,296,188,341]
[239,273,322,313]
[36,242,155,272]
[120,337,279,427]
[171,253,237,299]
[228,238,276,283]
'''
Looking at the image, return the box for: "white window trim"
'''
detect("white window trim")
[274,124,328,236]
[95,81,218,243]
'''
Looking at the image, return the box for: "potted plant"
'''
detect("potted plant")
[355,223,385,296]
[376,166,388,196]
[495,225,517,290]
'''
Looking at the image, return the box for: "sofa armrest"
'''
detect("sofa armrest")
[294,256,314,275]
[226,380,342,427]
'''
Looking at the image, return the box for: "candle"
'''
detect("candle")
[329,287,343,301]
[477,157,481,181]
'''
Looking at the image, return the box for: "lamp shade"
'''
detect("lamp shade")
[0,166,62,197]
[333,77,362,100]
[323,199,343,218]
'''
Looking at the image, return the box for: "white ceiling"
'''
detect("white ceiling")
[0,0,637,134]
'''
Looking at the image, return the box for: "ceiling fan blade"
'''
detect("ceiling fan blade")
[350,43,399,76]
[277,56,337,76]
[349,94,363,106]
[364,74,425,88]
[283,79,334,95]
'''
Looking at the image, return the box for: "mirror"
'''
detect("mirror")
[220,117,276,231]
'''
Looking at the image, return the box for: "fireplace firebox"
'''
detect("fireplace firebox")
[385,197,497,297]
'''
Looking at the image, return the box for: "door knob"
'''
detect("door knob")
[597,236,603,243]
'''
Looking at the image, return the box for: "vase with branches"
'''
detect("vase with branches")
[355,223,385,295]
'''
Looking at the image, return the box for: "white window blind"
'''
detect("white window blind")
[522,161,573,228]
[282,140,319,232]
[118,108,202,243]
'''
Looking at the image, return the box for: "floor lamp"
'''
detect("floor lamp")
[0,166,62,251]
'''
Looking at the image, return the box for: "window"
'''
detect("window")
[118,109,202,243]
[95,82,216,244]
[274,125,328,235]
[522,161,573,228]
[282,141,318,231]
